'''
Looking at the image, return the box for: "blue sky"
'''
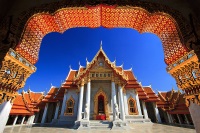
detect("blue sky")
[21,27,178,93]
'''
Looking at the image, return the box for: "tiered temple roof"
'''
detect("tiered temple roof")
[157,89,189,114]
[143,86,160,102]
[10,90,44,115]
[42,86,59,102]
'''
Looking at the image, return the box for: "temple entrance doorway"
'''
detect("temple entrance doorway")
[96,94,106,120]
[93,89,109,120]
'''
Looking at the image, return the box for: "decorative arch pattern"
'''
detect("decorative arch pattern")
[128,96,138,115]
[64,95,75,116]
[93,88,109,120]
[15,5,188,65]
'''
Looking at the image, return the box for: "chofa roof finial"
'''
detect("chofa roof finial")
[100,40,102,49]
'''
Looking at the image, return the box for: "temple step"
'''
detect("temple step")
[89,120,112,129]
[125,115,151,123]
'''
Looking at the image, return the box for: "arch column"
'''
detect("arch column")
[111,79,118,120]
[141,101,148,119]
[13,115,18,125]
[123,90,128,115]
[61,90,67,116]
[135,90,142,115]
[77,79,85,121]
[84,78,91,120]
[184,114,190,125]
[41,103,48,123]
[118,84,125,121]
[21,116,26,125]
[0,100,12,133]
[153,102,161,123]
[54,102,60,119]
[167,112,172,124]
[177,114,182,124]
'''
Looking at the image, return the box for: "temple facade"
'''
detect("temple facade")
[39,45,160,129]
[2,45,194,130]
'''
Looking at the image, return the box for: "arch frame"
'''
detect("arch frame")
[64,95,75,116]
[128,96,138,115]
[93,88,109,120]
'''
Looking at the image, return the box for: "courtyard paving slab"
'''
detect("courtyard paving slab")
[3,123,195,133]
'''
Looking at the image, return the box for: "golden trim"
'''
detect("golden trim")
[93,88,109,120]
[64,95,75,116]
[128,96,138,115]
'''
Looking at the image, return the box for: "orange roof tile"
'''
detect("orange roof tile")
[157,90,189,114]
[143,86,160,102]
[42,86,59,102]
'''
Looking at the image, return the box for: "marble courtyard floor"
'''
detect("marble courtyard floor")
[3,123,195,133]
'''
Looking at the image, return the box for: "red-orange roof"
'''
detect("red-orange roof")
[137,87,148,100]
[42,86,58,102]
[124,70,141,88]
[157,89,189,114]
[62,70,78,88]
[10,90,44,115]
[143,86,160,102]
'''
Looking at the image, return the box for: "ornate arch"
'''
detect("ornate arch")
[128,96,138,115]
[13,5,188,65]
[93,88,109,120]
[64,95,75,116]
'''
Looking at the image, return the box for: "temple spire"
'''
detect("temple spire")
[100,40,102,50]
[69,65,72,70]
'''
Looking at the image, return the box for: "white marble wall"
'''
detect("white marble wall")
[59,89,79,121]
[189,102,200,133]
[0,101,12,133]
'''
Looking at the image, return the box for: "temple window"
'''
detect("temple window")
[96,73,98,77]
[108,74,110,77]
[104,74,106,77]
[128,97,137,115]
[65,97,75,116]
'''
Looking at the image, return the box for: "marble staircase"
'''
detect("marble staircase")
[125,115,151,123]
[89,120,112,129]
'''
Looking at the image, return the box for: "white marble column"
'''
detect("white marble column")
[61,90,68,116]
[167,112,172,124]
[118,84,125,121]
[135,90,142,115]
[177,114,182,124]
[54,102,60,119]
[184,114,190,125]
[31,115,35,124]
[153,102,161,123]
[84,78,91,120]
[77,79,85,121]
[117,91,121,111]
[13,115,18,125]
[123,91,128,115]
[189,102,200,133]
[26,116,31,125]
[21,116,26,125]
[41,103,48,124]
[0,100,12,133]
[142,101,148,119]
[34,113,39,123]
[111,81,118,120]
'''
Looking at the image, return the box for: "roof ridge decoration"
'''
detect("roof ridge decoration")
[27,89,34,103]
[21,91,33,112]
[74,42,128,82]
[138,82,148,96]
[158,91,167,102]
